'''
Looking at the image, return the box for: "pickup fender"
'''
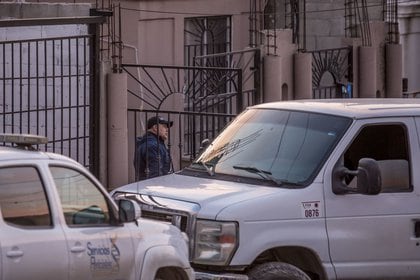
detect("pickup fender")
[139,245,194,280]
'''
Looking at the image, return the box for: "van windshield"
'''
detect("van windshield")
[191,108,351,186]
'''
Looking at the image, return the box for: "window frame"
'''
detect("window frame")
[341,122,413,193]
[49,164,120,228]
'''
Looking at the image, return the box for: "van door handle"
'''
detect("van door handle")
[415,221,420,238]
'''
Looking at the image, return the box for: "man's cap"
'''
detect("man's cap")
[147,116,173,129]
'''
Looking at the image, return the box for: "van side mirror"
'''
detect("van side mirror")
[196,138,211,159]
[118,199,142,223]
[356,158,381,194]
[199,139,210,153]
[333,158,382,195]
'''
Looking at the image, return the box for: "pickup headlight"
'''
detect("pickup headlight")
[193,220,238,265]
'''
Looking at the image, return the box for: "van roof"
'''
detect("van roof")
[252,98,420,119]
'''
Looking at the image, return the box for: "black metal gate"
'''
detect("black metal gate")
[310,46,353,99]
[123,64,243,164]
[193,48,262,107]
[123,47,262,171]
[0,17,102,176]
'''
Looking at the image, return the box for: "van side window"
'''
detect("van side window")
[0,166,52,227]
[344,124,411,192]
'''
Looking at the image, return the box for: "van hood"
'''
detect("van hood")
[113,173,284,219]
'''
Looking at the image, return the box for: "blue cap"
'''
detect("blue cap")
[147,116,173,129]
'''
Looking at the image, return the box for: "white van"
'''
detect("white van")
[112,99,420,280]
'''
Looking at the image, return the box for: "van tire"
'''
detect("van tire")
[248,262,311,280]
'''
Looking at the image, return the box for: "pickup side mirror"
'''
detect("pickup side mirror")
[118,199,142,223]
[333,158,382,195]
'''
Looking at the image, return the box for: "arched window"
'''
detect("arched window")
[264,0,285,30]
[282,83,288,100]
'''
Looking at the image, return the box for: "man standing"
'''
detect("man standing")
[134,116,173,180]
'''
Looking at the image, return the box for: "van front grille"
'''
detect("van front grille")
[142,209,189,233]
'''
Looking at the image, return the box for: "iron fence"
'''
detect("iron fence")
[194,48,262,108]
[128,109,236,172]
[310,46,353,99]
[0,17,102,175]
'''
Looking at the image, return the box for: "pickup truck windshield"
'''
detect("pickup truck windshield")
[192,108,351,186]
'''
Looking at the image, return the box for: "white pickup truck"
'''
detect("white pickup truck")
[112,99,420,280]
[0,134,194,280]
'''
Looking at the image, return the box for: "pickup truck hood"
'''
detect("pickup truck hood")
[114,173,284,219]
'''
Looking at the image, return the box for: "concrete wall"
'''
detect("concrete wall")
[305,0,383,51]
[0,2,91,19]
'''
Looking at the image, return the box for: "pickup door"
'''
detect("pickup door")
[49,165,136,280]
[324,118,420,279]
[0,165,69,280]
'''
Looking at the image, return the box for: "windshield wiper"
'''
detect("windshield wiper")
[232,165,283,185]
[232,165,304,187]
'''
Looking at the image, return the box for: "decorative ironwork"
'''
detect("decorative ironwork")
[310,47,353,99]
[249,0,306,54]
[91,0,119,70]
[122,64,243,163]
[345,0,372,46]
[194,48,262,109]
[285,0,306,51]
[383,0,399,44]
[249,0,264,48]
[122,64,242,113]
[184,16,231,67]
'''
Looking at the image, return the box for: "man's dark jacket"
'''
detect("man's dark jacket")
[134,132,171,180]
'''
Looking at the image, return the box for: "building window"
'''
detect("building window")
[184,16,231,66]
[264,0,285,30]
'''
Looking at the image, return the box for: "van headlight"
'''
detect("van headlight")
[193,220,238,265]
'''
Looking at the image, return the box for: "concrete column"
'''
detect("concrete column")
[294,52,312,100]
[385,44,403,98]
[358,46,377,98]
[107,72,128,190]
[263,56,283,102]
